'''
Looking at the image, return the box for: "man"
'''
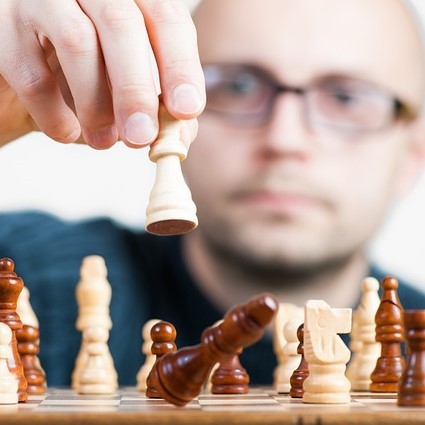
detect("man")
[0,0,425,386]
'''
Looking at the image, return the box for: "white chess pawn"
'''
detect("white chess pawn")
[275,315,303,393]
[303,300,352,404]
[145,102,198,235]
[136,319,161,391]
[0,323,18,404]
[17,286,39,328]
[72,256,117,389]
[350,277,381,390]
[77,326,116,395]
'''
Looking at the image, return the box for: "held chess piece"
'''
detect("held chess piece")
[136,319,161,392]
[145,101,198,235]
[348,277,381,391]
[0,323,18,404]
[0,258,27,402]
[147,293,278,406]
[146,321,177,398]
[72,256,117,390]
[16,286,46,394]
[211,349,250,394]
[77,326,116,395]
[303,300,352,404]
[275,309,303,393]
[289,324,309,398]
[398,310,425,406]
[370,276,405,392]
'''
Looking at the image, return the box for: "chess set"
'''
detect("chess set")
[1,388,425,425]
[1,107,425,424]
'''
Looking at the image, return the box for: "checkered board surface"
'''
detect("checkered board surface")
[6,388,424,412]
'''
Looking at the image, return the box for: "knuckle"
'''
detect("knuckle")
[56,20,97,55]
[99,1,139,32]
[117,80,158,111]
[18,71,54,100]
[150,0,191,24]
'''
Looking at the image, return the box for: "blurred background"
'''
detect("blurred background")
[0,0,425,289]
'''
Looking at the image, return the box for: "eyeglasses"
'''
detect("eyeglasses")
[203,64,415,136]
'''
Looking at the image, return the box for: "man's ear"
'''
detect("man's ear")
[394,117,425,198]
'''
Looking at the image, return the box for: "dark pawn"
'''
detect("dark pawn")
[370,276,405,392]
[211,349,249,394]
[398,310,425,406]
[16,325,46,395]
[289,324,309,398]
[146,321,177,398]
[0,258,27,402]
[147,293,278,406]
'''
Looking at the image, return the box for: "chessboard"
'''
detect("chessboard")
[1,387,425,425]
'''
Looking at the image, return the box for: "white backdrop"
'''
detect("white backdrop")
[1,0,425,291]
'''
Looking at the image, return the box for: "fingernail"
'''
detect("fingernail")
[89,125,118,149]
[172,83,203,115]
[124,112,157,146]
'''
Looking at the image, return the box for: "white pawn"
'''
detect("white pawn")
[303,300,352,404]
[136,319,161,391]
[349,277,381,390]
[274,305,303,393]
[77,326,116,395]
[17,286,39,328]
[72,256,117,390]
[145,102,198,235]
[346,308,362,384]
[0,323,18,404]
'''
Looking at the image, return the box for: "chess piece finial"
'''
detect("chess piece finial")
[0,323,18,404]
[303,300,352,404]
[398,310,425,406]
[370,276,404,392]
[289,324,309,398]
[146,321,177,398]
[0,258,27,402]
[147,293,278,406]
[145,101,198,235]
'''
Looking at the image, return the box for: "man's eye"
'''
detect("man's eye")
[223,74,260,94]
[330,90,358,105]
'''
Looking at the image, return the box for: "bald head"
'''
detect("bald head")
[194,0,425,112]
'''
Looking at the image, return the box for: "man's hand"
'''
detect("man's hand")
[0,0,205,148]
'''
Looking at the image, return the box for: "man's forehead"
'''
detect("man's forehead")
[194,0,425,111]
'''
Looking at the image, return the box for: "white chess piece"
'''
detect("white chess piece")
[349,277,381,390]
[303,300,352,404]
[0,323,18,404]
[273,304,303,393]
[145,102,198,235]
[17,286,39,328]
[76,326,116,394]
[72,256,117,390]
[136,319,161,391]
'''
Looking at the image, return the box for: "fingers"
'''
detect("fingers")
[0,15,81,143]
[2,0,203,149]
[29,1,119,149]
[138,0,206,120]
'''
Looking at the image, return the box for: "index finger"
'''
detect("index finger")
[137,0,206,120]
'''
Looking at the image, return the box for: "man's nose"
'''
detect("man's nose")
[260,92,314,156]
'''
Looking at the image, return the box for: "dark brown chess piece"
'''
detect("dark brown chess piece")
[16,325,46,394]
[146,321,177,398]
[398,310,425,406]
[289,323,309,398]
[0,258,27,402]
[370,276,405,392]
[147,293,278,406]
[211,348,249,394]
